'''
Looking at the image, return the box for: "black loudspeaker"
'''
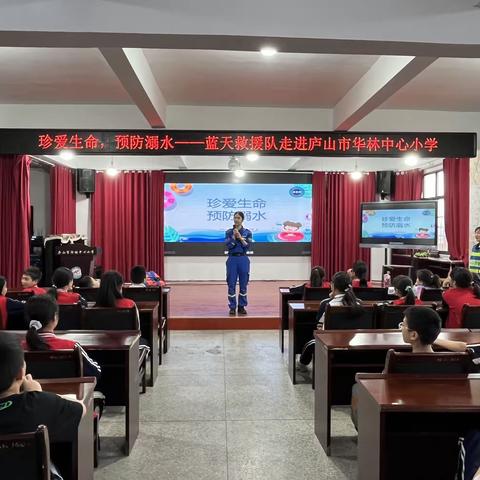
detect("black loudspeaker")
[76,169,95,194]
[376,171,395,198]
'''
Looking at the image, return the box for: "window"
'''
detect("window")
[423,171,447,252]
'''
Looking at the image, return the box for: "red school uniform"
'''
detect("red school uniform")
[443,287,480,329]
[115,298,136,308]
[0,295,7,329]
[56,291,81,305]
[22,286,47,295]
[392,297,423,306]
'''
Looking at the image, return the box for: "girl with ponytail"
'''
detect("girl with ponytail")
[25,295,101,378]
[50,267,85,305]
[392,275,422,305]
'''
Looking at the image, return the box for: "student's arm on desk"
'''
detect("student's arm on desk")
[434,338,468,352]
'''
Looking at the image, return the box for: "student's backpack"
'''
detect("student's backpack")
[456,430,480,480]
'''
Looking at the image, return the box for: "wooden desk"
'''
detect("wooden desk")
[136,301,160,385]
[8,331,140,455]
[163,287,170,353]
[288,301,319,384]
[357,374,480,480]
[314,329,480,456]
[279,287,303,353]
[40,377,95,480]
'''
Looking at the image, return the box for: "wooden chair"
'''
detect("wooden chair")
[6,290,34,301]
[0,425,50,480]
[73,287,99,302]
[419,288,444,302]
[57,303,84,330]
[353,287,389,301]
[384,348,473,374]
[25,348,83,379]
[323,304,376,330]
[302,287,331,301]
[376,303,437,329]
[461,305,480,329]
[84,307,148,394]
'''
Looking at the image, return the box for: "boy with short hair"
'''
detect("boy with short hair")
[0,333,85,477]
[130,265,147,287]
[21,267,47,295]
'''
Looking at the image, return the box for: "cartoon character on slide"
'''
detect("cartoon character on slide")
[277,221,304,242]
[415,227,430,239]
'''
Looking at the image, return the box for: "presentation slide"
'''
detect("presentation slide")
[164,183,312,243]
[361,207,436,240]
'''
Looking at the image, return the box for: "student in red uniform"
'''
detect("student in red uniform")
[21,266,47,295]
[289,266,330,295]
[348,260,372,287]
[95,271,136,308]
[49,267,86,306]
[25,295,101,379]
[0,333,85,480]
[0,276,25,329]
[391,275,422,305]
[443,267,480,328]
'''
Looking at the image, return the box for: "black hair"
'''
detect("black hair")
[25,295,59,351]
[352,260,368,287]
[475,226,480,233]
[0,333,25,393]
[49,267,74,300]
[131,265,146,285]
[95,271,124,307]
[77,276,96,288]
[23,266,42,283]
[233,211,245,221]
[332,271,360,307]
[310,266,326,288]
[404,306,441,345]
[393,275,416,305]
[0,276,6,293]
[416,269,441,289]
[452,267,480,298]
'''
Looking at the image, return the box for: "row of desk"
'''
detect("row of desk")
[4,287,171,480]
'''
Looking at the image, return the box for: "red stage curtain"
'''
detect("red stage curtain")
[91,171,165,279]
[444,158,470,261]
[311,172,376,278]
[50,165,76,234]
[393,169,423,201]
[0,155,31,287]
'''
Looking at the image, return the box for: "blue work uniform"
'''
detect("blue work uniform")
[225,226,252,309]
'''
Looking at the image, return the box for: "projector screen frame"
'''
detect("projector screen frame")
[359,200,438,249]
[164,171,312,256]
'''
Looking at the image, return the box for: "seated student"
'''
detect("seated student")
[351,306,465,428]
[348,260,372,287]
[25,295,101,379]
[130,265,148,287]
[415,268,441,295]
[0,276,25,329]
[297,271,362,370]
[49,267,86,306]
[95,271,135,308]
[0,333,85,479]
[145,270,166,287]
[21,266,47,295]
[77,275,100,288]
[391,275,422,305]
[289,266,330,295]
[443,267,480,328]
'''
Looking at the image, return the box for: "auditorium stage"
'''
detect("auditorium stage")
[169,280,297,330]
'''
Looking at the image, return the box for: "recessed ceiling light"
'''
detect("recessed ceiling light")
[106,167,118,177]
[246,152,259,161]
[234,169,245,178]
[404,153,419,166]
[350,170,363,181]
[260,46,277,57]
[59,150,75,161]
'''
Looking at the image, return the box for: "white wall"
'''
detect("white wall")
[30,167,50,236]
[165,256,311,281]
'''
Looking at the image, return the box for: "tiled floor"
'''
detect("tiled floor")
[95,330,357,480]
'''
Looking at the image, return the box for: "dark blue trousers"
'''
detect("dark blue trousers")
[226,255,250,309]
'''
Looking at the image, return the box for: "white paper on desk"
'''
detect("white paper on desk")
[60,394,78,401]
